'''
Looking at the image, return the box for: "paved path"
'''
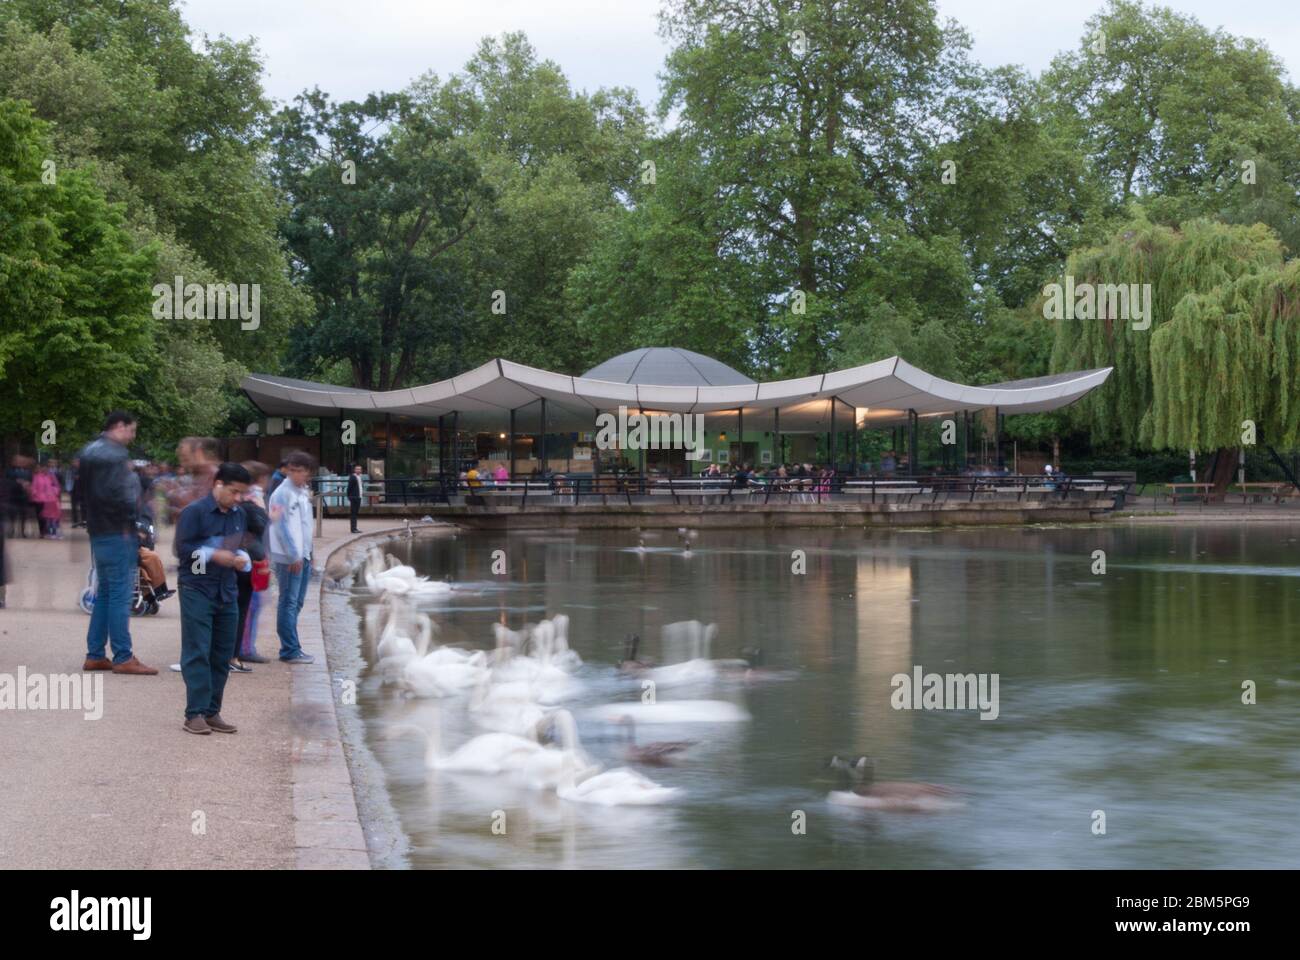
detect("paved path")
[0,516,392,869]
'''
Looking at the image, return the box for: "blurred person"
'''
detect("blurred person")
[169,437,219,514]
[493,463,509,483]
[175,462,251,734]
[4,455,33,538]
[232,460,272,670]
[266,456,291,500]
[268,451,316,664]
[70,456,85,527]
[30,462,62,538]
[347,463,365,534]
[79,411,157,675]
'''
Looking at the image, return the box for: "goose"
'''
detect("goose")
[826,756,964,812]
[585,699,750,724]
[616,715,694,766]
[557,764,680,806]
[618,634,653,673]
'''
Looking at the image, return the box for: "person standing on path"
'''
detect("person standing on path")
[175,462,251,734]
[347,463,364,534]
[268,451,316,664]
[231,461,272,670]
[80,411,157,675]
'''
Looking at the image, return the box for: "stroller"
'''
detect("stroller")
[78,517,165,617]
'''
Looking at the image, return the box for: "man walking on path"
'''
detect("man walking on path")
[268,451,316,664]
[80,411,157,675]
[175,462,251,735]
[347,463,365,534]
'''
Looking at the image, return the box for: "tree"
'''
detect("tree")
[657,0,983,375]
[271,89,492,390]
[0,99,155,446]
[1049,213,1282,450]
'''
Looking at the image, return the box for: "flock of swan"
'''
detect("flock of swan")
[359,545,961,813]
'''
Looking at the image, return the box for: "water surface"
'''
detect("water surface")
[354,523,1300,869]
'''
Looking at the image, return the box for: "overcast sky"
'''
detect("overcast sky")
[178,0,1300,112]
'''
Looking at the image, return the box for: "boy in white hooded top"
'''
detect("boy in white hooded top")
[267,451,316,664]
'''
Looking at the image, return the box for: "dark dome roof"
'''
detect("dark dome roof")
[581,347,755,387]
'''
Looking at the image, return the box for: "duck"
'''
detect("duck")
[616,715,694,766]
[556,764,679,806]
[826,756,964,812]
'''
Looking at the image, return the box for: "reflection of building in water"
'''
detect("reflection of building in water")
[854,556,913,759]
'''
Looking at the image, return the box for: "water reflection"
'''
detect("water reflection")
[350,524,1300,869]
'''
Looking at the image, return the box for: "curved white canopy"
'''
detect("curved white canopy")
[242,356,1112,431]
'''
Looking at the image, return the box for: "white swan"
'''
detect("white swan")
[388,720,548,774]
[585,699,751,724]
[512,709,596,790]
[364,547,453,598]
[557,765,679,806]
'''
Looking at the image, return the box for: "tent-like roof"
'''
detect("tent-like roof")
[242,354,1111,431]
[582,347,756,387]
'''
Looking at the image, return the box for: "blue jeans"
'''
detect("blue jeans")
[179,587,238,718]
[87,533,136,664]
[274,558,311,659]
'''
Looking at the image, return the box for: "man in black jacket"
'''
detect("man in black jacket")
[347,463,365,533]
[80,411,157,675]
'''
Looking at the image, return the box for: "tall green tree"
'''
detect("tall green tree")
[0,100,155,445]
[271,90,491,390]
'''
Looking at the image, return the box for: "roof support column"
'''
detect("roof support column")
[908,409,918,478]
[774,407,781,470]
[509,407,516,480]
[995,407,1004,471]
[539,399,547,474]
[737,406,744,467]
[829,398,836,472]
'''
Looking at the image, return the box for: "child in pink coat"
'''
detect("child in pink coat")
[30,466,63,538]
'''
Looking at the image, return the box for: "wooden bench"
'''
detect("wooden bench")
[1167,482,1216,504]
[1231,482,1292,504]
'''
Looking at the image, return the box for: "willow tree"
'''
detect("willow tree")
[1147,259,1300,452]
[1049,215,1282,450]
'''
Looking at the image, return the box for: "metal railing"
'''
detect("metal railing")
[324,473,1135,510]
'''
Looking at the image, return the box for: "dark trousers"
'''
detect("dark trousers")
[235,568,253,659]
[180,586,238,719]
[349,496,360,532]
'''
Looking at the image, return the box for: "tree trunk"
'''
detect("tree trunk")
[1199,448,1236,495]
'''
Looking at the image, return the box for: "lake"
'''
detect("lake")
[351,523,1300,869]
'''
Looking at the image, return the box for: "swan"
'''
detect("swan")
[364,547,453,598]
[400,623,488,698]
[388,720,549,774]
[469,673,550,736]
[826,756,964,812]
[616,715,694,766]
[548,614,582,670]
[557,765,680,806]
[513,709,597,790]
[644,623,749,686]
[585,699,750,724]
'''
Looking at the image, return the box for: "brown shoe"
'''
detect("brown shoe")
[111,656,159,676]
[82,657,114,671]
[205,713,237,734]
[183,715,211,735]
